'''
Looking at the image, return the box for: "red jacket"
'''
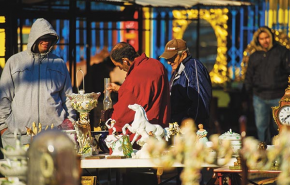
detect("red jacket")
[111,53,170,131]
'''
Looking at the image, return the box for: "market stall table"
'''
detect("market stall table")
[81,155,236,169]
[0,155,237,185]
[80,155,237,185]
[213,167,281,185]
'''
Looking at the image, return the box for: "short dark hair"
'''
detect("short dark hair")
[110,42,139,63]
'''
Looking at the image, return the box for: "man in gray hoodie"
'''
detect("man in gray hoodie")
[0,18,76,148]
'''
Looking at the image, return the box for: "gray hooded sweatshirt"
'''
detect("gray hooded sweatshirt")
[0,18,76,142]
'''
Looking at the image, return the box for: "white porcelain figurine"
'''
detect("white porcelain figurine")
[196,123,208,144]
[122,104,165,146]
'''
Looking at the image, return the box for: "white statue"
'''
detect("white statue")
[131,143,150,158]
[122,104,165,146]
[105,135,124,156]
[104,118,124,156]
[196,123,208,144]
[105,118,117,135]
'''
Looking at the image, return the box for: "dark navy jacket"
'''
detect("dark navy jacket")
[170,55,212,125]
[244,26,290,100]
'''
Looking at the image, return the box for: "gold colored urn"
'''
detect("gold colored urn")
[67,69,101,156]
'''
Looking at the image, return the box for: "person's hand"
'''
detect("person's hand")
[59,118,74,130]
[105,83,120,93]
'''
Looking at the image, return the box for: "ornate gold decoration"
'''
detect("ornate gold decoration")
[26,122,54,136]
[241,29,290,81]
[229,156,241,170]
[167,122,181,136]
[172,8,229,85]
[272,76,290,131]
[67,69,101,157]
[81,176,97,185]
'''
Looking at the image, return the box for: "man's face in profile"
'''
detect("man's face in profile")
[166,51,186,72]
[111,58,130,72]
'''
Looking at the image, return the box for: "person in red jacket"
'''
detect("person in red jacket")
[106,42,170,136]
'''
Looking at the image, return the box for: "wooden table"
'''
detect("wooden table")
[81,155,236,169]
[214,167,281,185]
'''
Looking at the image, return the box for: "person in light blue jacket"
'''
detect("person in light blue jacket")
[0,18,76,148]
[160,39,212,127]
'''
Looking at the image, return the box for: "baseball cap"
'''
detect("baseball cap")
[160,39,187,59]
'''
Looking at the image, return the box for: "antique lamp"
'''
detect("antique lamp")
[67,69,101,156]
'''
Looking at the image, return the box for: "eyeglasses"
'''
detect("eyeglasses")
[165,50,186,63]
[166,54,178,63]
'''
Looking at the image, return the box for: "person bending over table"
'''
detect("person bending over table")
[105,42,170,140]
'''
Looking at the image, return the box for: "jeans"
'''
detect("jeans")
[253,95,279,143]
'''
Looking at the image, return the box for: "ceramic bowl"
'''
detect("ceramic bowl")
[219,129,241,156]
[67,92,101,113]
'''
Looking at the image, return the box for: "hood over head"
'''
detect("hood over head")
[251,26,276,51]
[27,18,59,55]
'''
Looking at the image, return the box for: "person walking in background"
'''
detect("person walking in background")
[160,39,212,128]
[105,42,170,136]
[244,26,290,144]
[0,18,76,148]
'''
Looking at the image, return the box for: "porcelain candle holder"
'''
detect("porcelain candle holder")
[67,91,101,157]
